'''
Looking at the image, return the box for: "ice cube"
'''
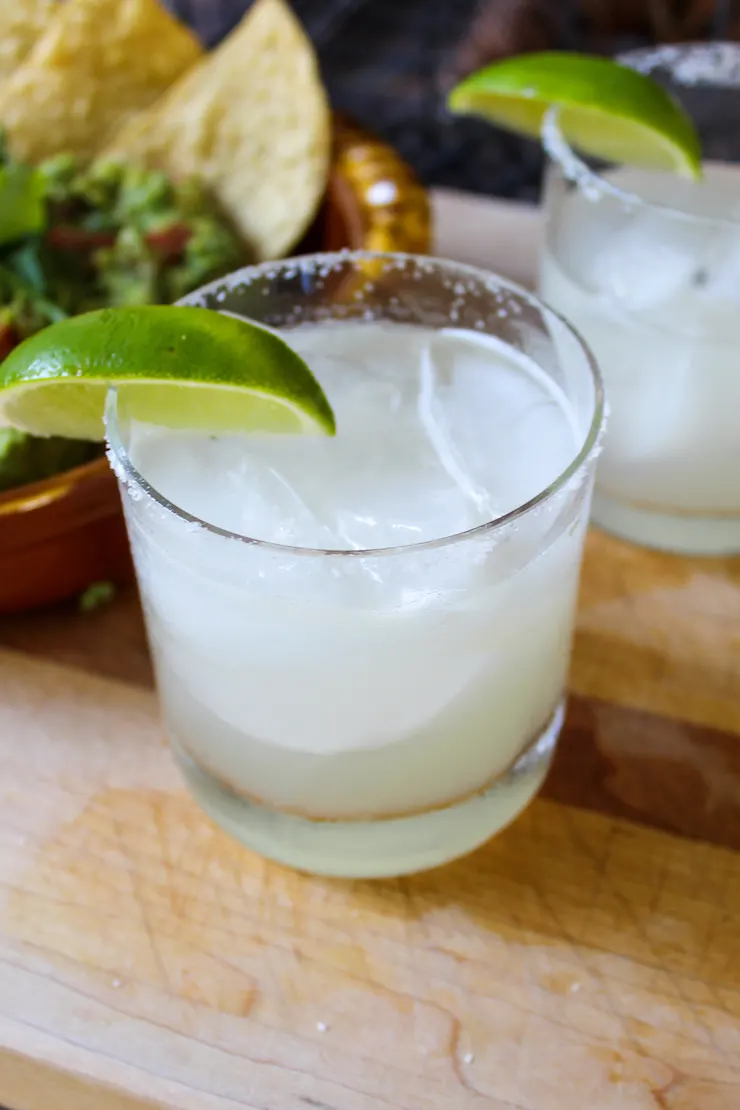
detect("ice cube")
[196,325,497,552]
[130,321,578,564]
[698,229,740,304]
[436,329,578,513]
[416,337,496,521]
[555,168,708,312]
[595,210,706,310]
[552,188,633,294]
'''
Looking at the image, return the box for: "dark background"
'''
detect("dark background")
[169,0,740,200]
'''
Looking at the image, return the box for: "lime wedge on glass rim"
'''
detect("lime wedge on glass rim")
[0,305,336,440]
[448,52,702,179]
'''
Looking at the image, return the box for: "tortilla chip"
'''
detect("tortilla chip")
[105,0,331,261]
[0,0,57,83]
[0,0,203,163]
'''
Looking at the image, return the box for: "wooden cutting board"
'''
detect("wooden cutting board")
[1,526,740,1110]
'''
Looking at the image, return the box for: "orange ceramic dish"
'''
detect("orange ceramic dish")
[0,121,431,615]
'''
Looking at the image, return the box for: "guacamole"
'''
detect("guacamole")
[0,137,246,491]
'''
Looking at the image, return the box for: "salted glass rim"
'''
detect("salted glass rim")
[105,251,605,560]
[543,41,740,228]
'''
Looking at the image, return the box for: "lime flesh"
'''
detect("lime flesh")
[0,305,336,440]
[449,52,702,178]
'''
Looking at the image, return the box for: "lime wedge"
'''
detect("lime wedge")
[448,52,701,178]
[0,305,336,440]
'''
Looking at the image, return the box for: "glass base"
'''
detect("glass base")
[592,489,740,556]
[171,701,563,879]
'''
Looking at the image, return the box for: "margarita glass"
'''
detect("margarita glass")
[107,252,604,877]
[540,43,740,554]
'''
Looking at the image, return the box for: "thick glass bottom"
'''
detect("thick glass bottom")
[592,488,740,556]
[171,701,563,879]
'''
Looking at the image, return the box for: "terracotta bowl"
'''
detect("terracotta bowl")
[0,120,431,615]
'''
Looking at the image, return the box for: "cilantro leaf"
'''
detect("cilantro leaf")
[0,164,46,247]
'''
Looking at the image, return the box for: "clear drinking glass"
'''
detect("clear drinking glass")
[106,252,604,878]
[540,43,740,554]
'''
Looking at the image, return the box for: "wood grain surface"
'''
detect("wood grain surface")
[1,524,739,1110]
